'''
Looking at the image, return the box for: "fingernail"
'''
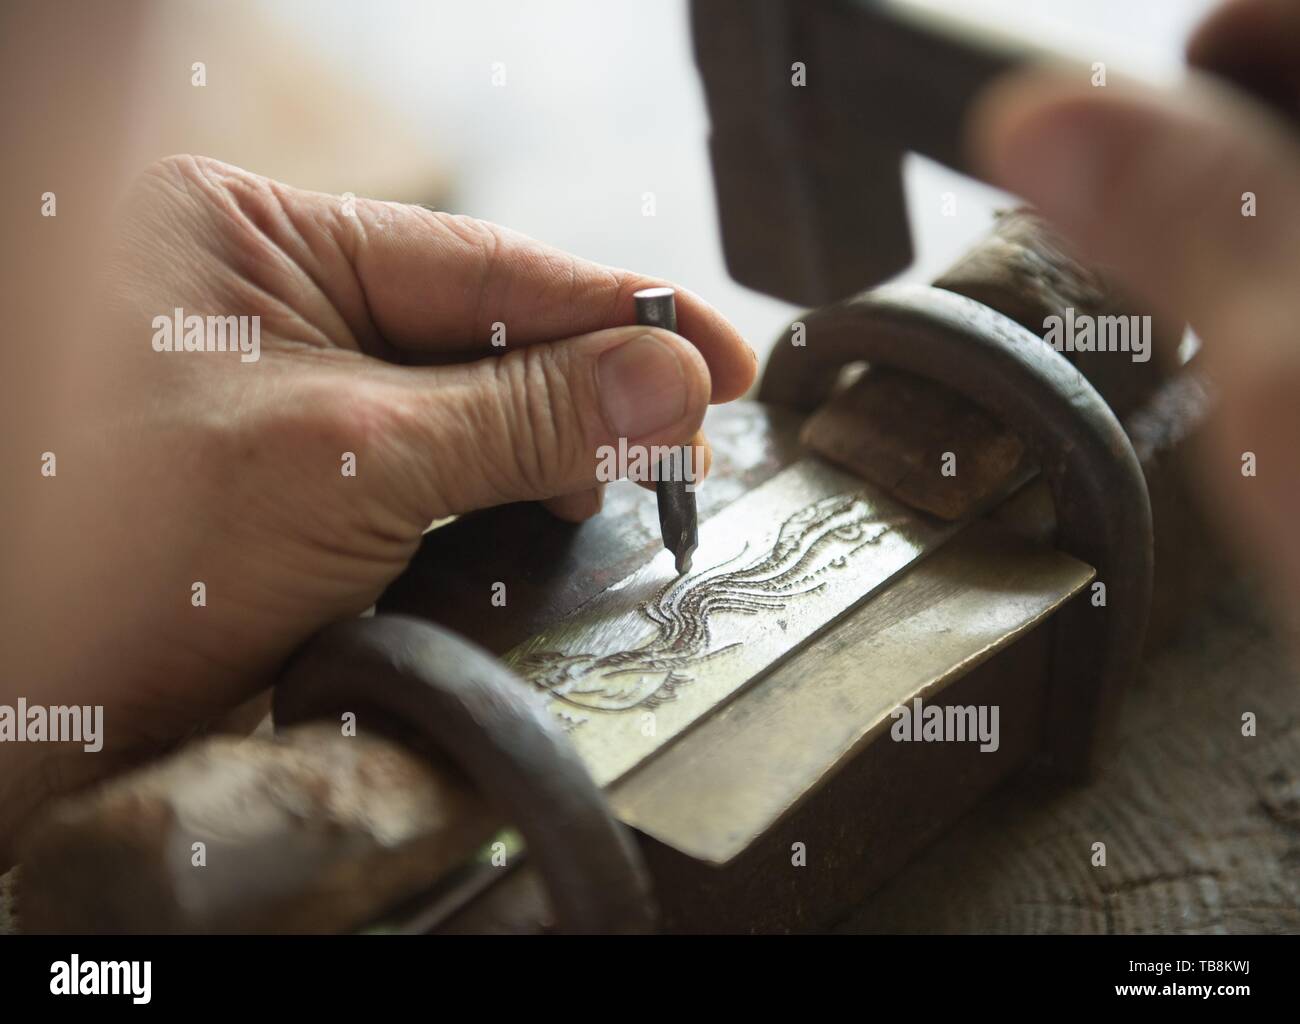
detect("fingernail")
[597,333,687,439]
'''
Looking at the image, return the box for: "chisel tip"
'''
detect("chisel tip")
[675,544,696,576]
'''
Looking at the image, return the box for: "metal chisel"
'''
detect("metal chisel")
[633,287,699,575]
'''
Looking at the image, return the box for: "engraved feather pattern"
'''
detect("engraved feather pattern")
[514,494,904,717]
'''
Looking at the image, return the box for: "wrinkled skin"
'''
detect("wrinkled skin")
[0,153,755,861]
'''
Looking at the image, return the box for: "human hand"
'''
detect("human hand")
[1,155,755,858]
[969,0,1300,621]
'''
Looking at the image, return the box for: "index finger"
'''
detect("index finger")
[319,194,758,403]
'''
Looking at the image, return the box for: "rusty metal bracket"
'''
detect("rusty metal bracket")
[272,615,655,933]
[760,284,1154,776]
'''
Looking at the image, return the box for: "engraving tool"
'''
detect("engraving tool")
[633,287,699,575]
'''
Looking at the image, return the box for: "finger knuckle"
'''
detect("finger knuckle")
[496,345,583,497]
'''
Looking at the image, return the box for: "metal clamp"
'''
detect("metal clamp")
[273,615,655,933]
[761,284,1154,776]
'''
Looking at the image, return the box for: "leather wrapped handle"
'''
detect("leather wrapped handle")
[761,284,1154,776]
[273,615,655,933]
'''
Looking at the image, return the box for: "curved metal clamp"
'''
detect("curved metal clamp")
[761,284,1154,776]
[274,615,655,933]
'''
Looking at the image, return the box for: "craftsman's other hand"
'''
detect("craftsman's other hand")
[969,0,1300,620]
[3,155,755,852]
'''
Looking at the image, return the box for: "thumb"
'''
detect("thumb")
[968,69,1300,344]
[381,324,711,519]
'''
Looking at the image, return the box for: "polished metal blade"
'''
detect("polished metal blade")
[503,458,966,788]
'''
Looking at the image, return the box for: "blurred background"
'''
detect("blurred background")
[135,0,1220,370]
